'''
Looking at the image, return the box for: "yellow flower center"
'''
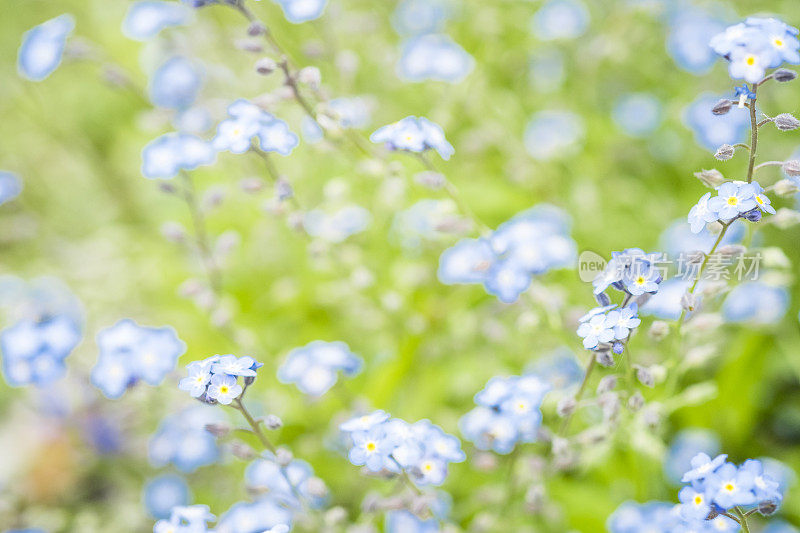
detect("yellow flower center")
[636,276,645,285]
[756,196,764,204]
[694,495,703,505]
[727,197,738,206]
[366,441,376,452]
[746,56,756,66]
[775,38,784,47]
[724,483,735,492]
[219,385,229,394]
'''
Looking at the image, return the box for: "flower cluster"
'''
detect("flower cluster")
[592,248,664,297]
[340,411,465,486]
[277,340,362,396]
[91,319,186,399]
[609,453,785,532]
[245,451,327,510]
[711,17,800,83]
[438,205,576,303]
[688,181,774,233]
[213,99,298,156]
[154,504,214,533]
[179,354,262,405]
[17,14,74,82]
[679,453,783,517]
[459,374,550,454]
[576,303,641,352]
[370,116,455,160]
[149,405,222,472]
[141,132,216,179]
[0,315,81,387]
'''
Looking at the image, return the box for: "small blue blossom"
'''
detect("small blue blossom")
[0,171,23,205]
[752,182,777,214]
[438,205,576,303]
[612,93,662,138]
[391,0,450,37]
[605,304,642,340]
[622,261,662,296]
[576,311,615,349]
[122,1,192,41]
[149,56,203,111]
[303,205,371,242]
[678,485,711,521]
[1,315,81,387]
[688,192,719,233]
[206,373,242,405]
[371,116,455,160]
[17,14,75,82]
[272,0,327,24]
[342,413,464,485]
[180,354,260,403]
[214,498,292,533]
[741,459,783,504]
[664,429,721,485]
[682,452,728,483]
[149,405,223,472]
[527,349,583,389]
[530,0,589,41]
[706,462,758,509]
[141,132,216,179]
[397,34,474,83]
[278,340,362,396]
[523,110,584,160]
[144,474,191,519]
[245,451,327,509]
[723,282,789,325]
[327,97,373,129]
[386,510,440,533]
[459,374,549,454]
[91,319,185,399]
[154,505,214,533]
[213,99,298,156]
[707,181,758,221]
[711,18,800,83]
[666,8,726,74]
[592,248,663,296]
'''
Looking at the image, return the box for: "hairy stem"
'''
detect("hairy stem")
[180,171,223,295]
[746,83,759,183]
[558,355,596,435]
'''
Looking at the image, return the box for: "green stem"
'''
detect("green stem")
[746,83,759,184]
[558,355,596,435]
[733,506,751,533]
[180,171,223,295]
[232,398,276,453]
[676,222,731,328]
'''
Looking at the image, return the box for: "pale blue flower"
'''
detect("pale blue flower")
[123,1,191,41]
[681,452,727,483]
[149,56,203,110]
[272,0,327,23]
[391,0,450,36]
[278,340,362,396]
[149,405,223,472]
[707,181,757,220]
[371,116,454,160]
[530,0,589,41]
[303,205,371,243]
[1,315,81,387]
[141,133,216,179]
[0,171,22,205]
[613,93,662,137]
[206,373,242,404]
[523,110,584,160]
[397,34,474,83]
[215,498,292,533]
[17,14,75,81]
[144,474,190,519]
[722,282,789,325]
[684,93,750,152]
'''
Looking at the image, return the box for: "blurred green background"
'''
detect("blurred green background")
[1,0,800,531]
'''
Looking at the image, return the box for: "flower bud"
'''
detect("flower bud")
[782,160,800,176]
[230,441,256,461]
[275,447,293,467]
[648,320,669,341]
[742,207,762,222]
[275,178,294,201]
[235,39,263,53]
[634,365,655,387]
[773,178,800,196]
[255,57,277,75]
[680,291,697,312]
[240,177,266,193]
[714,144,735,161]
[596,375,617,394]
[306,477,328,498]
[693,169,726,188]
[248,21,266,36]
[774,113,800,131]
[611,341,624,355]
[556,397,577,418]
[595,291,611,307]
[595,349,614,367]
[711,99,732,115]
[758,499,779,516]
[717,244,746,258]
[324,507,348,526]
[414,171,446,190]
[297,66,321,89]
[257,414,280,430]
[627,391,644,411]
[161,221,186,243]
[205,423,231,437]
[774,68,797,82]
